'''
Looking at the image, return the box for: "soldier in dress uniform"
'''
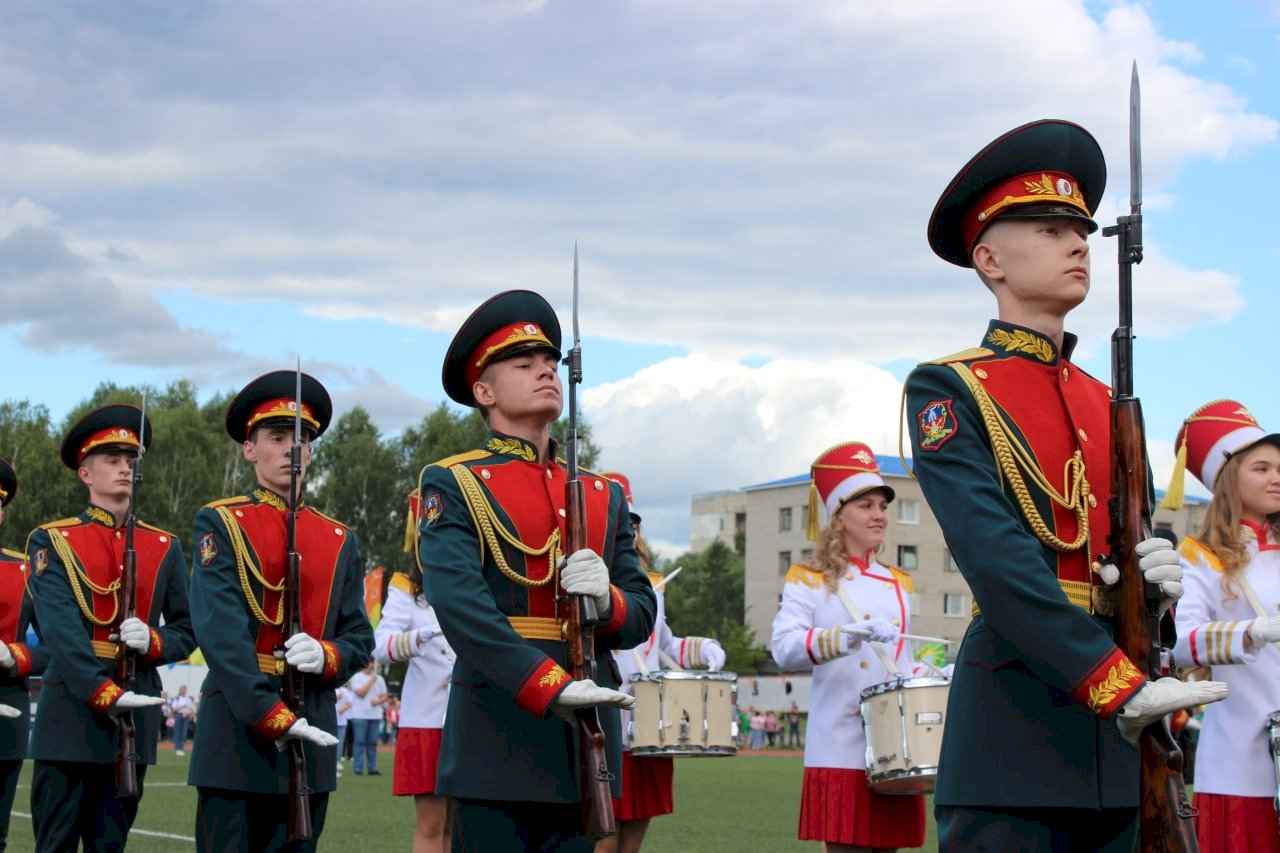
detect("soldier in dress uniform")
[596,470,725,853]
[27,405,195,852]
[187,371,373,853]
[416,289,657,851]
[903,119,1228,850]
[0,459,47,852]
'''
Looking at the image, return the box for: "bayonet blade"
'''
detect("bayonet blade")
[572,241,581,346]
[1129,61,1142,215]
[294,356,303,440]
[138,392,147,452]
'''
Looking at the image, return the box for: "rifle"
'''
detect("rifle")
[113,395,145,799]
[561,244,617,841]
[1104,62,1198,851]
[278,361,314,842]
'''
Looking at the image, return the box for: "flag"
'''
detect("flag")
[915,642,947,669]
[364,566,385,628]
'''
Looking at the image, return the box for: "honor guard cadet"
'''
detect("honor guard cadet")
[1163,401,1280,849]
[27,405,195,852]
[0,459,48,851]
[187,371,372,852]
[417,290,657,851]
[904,120,1226,850]
[597,470,726,853]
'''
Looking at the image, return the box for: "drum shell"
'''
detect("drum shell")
[627,671,737,757]
[860,676,949,794]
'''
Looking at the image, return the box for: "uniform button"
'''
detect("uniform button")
[115,532,121,539]
[845,572,854,580]
[594,481,603,490]
[61,531,69,538]
[973,368,988,380]
[863,614,871,620]
[159,536,168,543]
[335,527,343,535]
[1062,367,1069,381]
[1106,388,1113,398]
[1088,495,1098,508]
[547,470,554,479]
[235,510,244,518]
[1078,428,1088,443]
[892,618,901,627]
[884,582,893,589]
[481,469,491,480]
[859,661,869,669]
[558,509,567,517]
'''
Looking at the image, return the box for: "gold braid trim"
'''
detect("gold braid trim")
[213,506,284,627]
[451,465,560,588]
[47,531,120,626]
[948,363,1090,553]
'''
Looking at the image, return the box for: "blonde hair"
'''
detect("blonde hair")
[634,529,652,572]
[807,513,882,594]
[1198,451,1280,594]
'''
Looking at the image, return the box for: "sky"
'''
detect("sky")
[3,0,1278,557]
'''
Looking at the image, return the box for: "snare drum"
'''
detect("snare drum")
[860,676,949,794]
[628,671,737,757]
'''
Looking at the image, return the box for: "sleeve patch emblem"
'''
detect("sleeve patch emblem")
[423,493,444,527]
[917,399,958,452]
[33,549,48,575]
[198,533,218,566]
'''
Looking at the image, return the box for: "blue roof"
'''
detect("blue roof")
[743,454,1208,505]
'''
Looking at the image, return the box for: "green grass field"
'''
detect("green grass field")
[5,749,938,851]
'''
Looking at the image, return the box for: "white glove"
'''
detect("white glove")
[0,704,18,719]
[118,617,152,653]
[107,690,165,719]
[284,633,325,674]
[1249,615,1280,646]
[702,639,726,672]
[0,643,14,670]
[276,717,339,749]
[838,618,900,652]
[415,625,439,651]
[1116,676,1228,746]
[559,549,612,615]
[549,678,634,724]
[1095,538,1183,611]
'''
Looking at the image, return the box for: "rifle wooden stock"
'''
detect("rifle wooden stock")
[564,477,616,841]
[281,546,313,842]
[1110,398,1197,852]
[113,546,139,799]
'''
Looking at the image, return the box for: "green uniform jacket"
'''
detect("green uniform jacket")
[28,505,195,764]
[0,548,49,760]
[417,433,657,803]
[187,488,372,795]
[906,321,1145,809]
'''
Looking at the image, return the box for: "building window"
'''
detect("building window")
[897,499,920,525]
[801,505,809,532]
[897,545,918,571]
[779,507,793,532]
[944,549,961,572]
[943,593,969,617]
[734,512,746,534]
[800,548,814,563]
[778,551,792,576]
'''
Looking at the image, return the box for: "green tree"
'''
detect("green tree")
[310,406,403,572]
[663,539,768,674]
[0,399,74,547]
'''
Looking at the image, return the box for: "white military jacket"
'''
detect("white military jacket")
[771,559,918,770]
[373,574,456,729]
[1173,527,1280,797]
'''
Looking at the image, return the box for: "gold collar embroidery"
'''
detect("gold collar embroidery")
[86,505,116,527]
[252,488,288,511]
[485,435,538,462]
[985,327,1056,363]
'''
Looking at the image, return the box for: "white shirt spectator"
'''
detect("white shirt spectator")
[335,685,354,725]
[348,670,387,720]
[171,693,194,720]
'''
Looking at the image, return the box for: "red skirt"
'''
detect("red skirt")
[612,751,674,822]
[1194,792,1280,853]
[798,766,925,847]
[392,727,443,797]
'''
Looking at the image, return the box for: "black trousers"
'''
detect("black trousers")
[936,804,1138,853]
[453,799,592,853]
[0,759,20,852]
[30,760,147,853]
[195,787,329,853]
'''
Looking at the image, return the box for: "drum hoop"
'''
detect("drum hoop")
[628,670,738,684]
[859,675,950,701]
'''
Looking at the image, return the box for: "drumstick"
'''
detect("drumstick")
[651,565,683,593]
[841,627,954,646]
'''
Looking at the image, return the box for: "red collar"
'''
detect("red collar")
[847,550,876,572]
[1241,519,1280,551]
